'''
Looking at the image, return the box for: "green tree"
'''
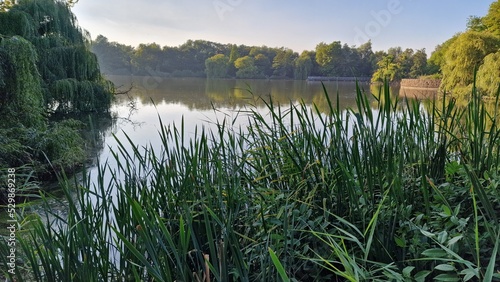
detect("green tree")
[440,31,500,95]
[427,35,459,75]
[228,44,240,77]
[0,36,45,129]
[253,53,272,77]
[92,35,133,75]
[294,51,313,80]
[410,49,427,78]
[0,0,105,174]
[397,48,414,78]
[205,54,229,78]
[356,41,375,76]
[466,15,487,32]
[234,56,260,78]
[483,0,500,37]
[371,55,400,83]
[476,50,500,96]
[0,0,113,113]
[315,41,342,76]
[272,48,297,78]
[132,43,163,75]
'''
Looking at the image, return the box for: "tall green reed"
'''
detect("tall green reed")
[1,80,498,281]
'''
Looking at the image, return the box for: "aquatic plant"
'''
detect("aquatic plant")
[1,81,499,281]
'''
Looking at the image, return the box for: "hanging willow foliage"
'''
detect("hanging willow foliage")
[0,0,113,114]
[0,36,45,129]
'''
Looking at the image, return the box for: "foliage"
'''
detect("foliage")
[294,51,313,80]
[234,55,261,79]
[271,48,297,78]
[371,47,429,83]
[91,35,133,75]
[93,37,377,80]
[440,31,500,96]
[0,36,45,129]
[476,50,500,96]
[371,55,400,82]
[427,35,459,75]
[205,54,229,78]
[482,0,500,37]
[0,0,112,180]
[0,0,113,113]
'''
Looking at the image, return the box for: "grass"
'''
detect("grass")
[1,81,499,281]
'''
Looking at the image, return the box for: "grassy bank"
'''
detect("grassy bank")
[1,82,499,281]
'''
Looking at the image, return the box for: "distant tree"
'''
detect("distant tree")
[294,51,313,80]
[315,41,342,75]
[466,15,487,32]
[410,49,428,78]
[371,55,400,83]
[387,47,403,59]
[397,48,414,78]
[476,50,500,96]
[253,53,272,77]
[132,43,163,75]
[92,35,133,75]
[234,56,260,78]
[440,31,500,95]
[205,54,229,78]
[427,35,459,75]
[356,41,375,76]
[272,48,297,78]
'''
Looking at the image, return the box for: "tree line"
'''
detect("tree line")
[91,36,430,81]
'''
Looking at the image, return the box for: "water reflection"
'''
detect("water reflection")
[109,76,376,112]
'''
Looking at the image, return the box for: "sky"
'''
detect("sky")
[72,0,494,55]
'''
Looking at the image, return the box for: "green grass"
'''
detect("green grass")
[1,81,499,281]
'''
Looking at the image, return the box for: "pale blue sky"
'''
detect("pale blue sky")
[72,0,493,55]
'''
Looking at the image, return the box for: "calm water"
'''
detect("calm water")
[88,76,437,178]
[77,76,382,187]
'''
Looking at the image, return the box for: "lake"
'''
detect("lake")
[82,76,440,184]
[85,77,373,179]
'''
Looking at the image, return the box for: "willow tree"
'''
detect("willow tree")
[0,0,111,176]
[0,36,45,129]
[439,31,500,96]
[0,0,113,114]
[476,51,500,96]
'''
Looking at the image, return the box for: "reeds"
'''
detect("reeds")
[1,81,499,281]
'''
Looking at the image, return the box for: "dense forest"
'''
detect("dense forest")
[91,36,427,81]
[91,0,500,98]
[0,0,113,179]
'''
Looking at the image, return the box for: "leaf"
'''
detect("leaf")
[447,235,463,246]
[402,266,415,277]
[269,248,290,282]
[435,263,456,271]
[395,236,406,247]
[420,229,435,238]
[460,268,478,281]
[437,231,448,244]
[421,248,447,258]
[442,204,452,216]
[433,273,460,281]
[414,270,431,282]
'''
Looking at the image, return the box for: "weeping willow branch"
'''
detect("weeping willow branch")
[0,0,114,115]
